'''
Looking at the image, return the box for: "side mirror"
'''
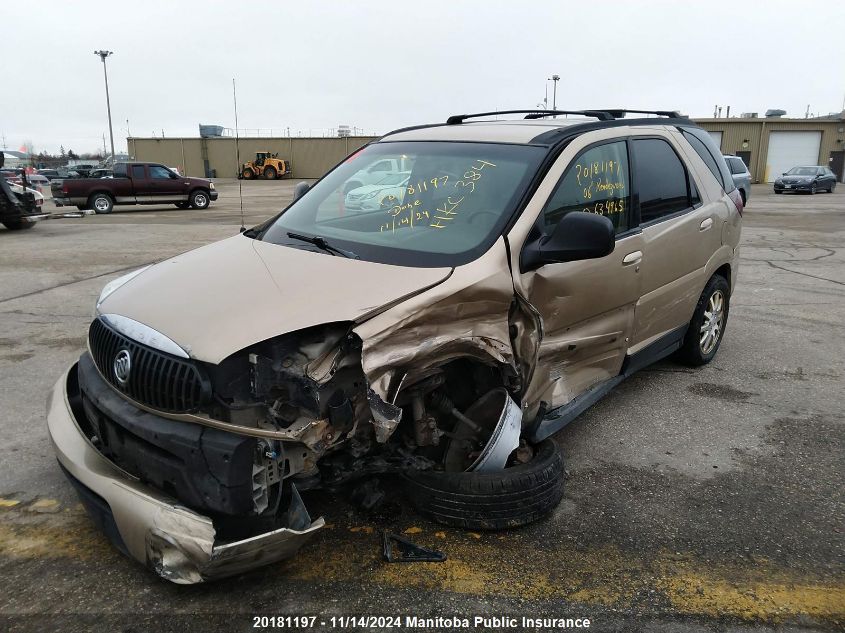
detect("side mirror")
[169,172,179,179]
[293,181,310,200]
[521,212,615,272]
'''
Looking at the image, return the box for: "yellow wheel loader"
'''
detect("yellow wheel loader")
[238,152,291,180]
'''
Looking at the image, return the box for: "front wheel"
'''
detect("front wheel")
[242,169,255,180]
[403,439,564,530]
[2,220,36,230]
[677,274,730,366]
[829,183,836,193]
[89,193,113,214]
[809,183,817,195]
[263,166,277,180]
[189,190,210,209]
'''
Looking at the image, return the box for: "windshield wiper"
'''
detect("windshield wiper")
[286,232,359,259]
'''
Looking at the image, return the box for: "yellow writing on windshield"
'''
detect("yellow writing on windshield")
[378,159,497,234]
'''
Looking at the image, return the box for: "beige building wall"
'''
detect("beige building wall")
[128,136,377,179]
[697,117,845,183]
[128,116,845,184]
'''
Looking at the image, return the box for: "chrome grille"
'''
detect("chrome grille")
[88,317,209,413]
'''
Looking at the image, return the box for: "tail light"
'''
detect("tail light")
[62,183,69,194]
[728,189,743,216]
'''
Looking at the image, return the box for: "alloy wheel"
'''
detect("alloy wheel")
[699,290,725,355]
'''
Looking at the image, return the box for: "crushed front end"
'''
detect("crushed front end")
[50,272,523,584]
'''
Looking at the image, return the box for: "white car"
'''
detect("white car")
[344,172,410,211]
[9,183,44,207]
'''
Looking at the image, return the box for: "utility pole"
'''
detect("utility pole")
[94,50,116,161]
[548,75,560,117]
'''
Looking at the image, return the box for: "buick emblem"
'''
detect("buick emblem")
[113,349,132,386]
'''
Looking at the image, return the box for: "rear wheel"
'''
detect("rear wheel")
[263,166,277,180]
[677,274,730,366]
[89,193,113,214]
[2,220,35,230]
[242,168,255,180]
[403,439,565,530]
[189,190,210,209]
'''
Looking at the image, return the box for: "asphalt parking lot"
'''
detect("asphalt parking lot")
[0,181,842,632]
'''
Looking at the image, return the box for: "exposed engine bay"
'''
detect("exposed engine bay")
[77,318,529,540]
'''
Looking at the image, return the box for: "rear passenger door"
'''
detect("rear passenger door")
[628,134,721,350]
[128,164,149,203]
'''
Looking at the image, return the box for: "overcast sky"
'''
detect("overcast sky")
[2,0,844,155]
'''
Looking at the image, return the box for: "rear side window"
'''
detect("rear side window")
[727,157,747,175]
[680,126,736,193]
[131,165,145,179]
[632,138,696,224]
[113,164,127,178]
[542,140,631,235]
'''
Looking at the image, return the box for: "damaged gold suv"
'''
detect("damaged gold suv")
[47,109,742,583]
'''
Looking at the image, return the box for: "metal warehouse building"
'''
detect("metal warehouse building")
[127,112,845,183]
[697,112,845,183]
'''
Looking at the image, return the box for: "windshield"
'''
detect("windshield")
[374,172,410,186]
[260,141,546,267]
[786,167,819,176]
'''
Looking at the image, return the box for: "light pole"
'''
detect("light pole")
[549,74,560,116]
[94,50,116,162]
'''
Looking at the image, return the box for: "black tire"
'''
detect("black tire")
[263,166,277,180]
[2,220,36,230]
[174,202,190,209]
[739,189,747,205]
[189,190,210,209]
[829,183,836,193]
[403,439,564,530]
[242,169,255,180]
[677,274,730,367]
[809,183,817,195]
[88,192,113,214]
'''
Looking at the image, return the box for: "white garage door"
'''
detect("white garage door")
[708,131,723,151]
[765,131,822,182]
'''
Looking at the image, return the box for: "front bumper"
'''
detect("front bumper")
[774,182,813,192]
[46,364,324,584]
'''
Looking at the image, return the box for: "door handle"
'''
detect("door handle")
[699,218,714,231]
[622,251,642,265]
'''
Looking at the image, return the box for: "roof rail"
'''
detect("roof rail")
[600,109,685,119]
[446,109,615,124]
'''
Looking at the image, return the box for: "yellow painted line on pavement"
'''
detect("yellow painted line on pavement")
[0,512,842,624]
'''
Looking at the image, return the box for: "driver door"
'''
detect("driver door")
[148,164,189,205]
[514,138,644,412]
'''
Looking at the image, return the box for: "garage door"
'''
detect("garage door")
[765,131,822,182]
[708,131,723,151]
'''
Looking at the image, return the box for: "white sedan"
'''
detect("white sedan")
[344,172,410,212]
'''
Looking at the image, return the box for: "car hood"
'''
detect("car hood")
[98,234,452,363]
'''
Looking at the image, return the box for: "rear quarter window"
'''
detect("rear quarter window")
[680,127,736,193]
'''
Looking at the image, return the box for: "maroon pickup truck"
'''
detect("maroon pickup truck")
[51,162,218,214]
